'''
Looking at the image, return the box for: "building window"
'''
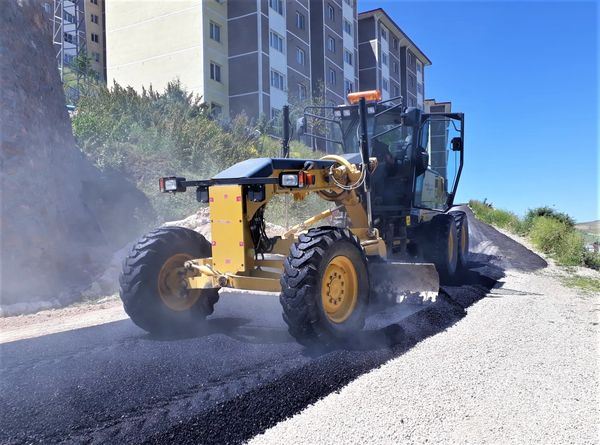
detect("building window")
[211,102,223,117]
[269,0,283,15]
[210,62,222,82]
[327,4,335,21]
[392,37,398,50]
[296,11,305,29]
[393,85,400,97]
[382,78,388,92]
[269,31,284,53]
[90,13,99,24]
[296,47,305,65]
[90,33,99,43]
[344,19,352,36]
[417,83,423,95]
[271,107,282,120]
[344,49,353,66]
[270,69,285,90]
[64,53,74,64]
[407,52,415,66]
[209,21,221,42]
[92,51,100,62]
[409,74,416,88]
[380,27,387,41]
[417,62,422,74]
[298,83,307,100]
[327,36,335,53]
[381,52,388,66]
[90,0,97,4]
[344,79,353,94]
[393,61,399,74]
[409,97,416,107]
[63,11,74,23]
[344,0,353,5]
[328,68,336,85]
[64,32,74,43]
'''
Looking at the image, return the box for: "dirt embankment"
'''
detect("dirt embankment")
[0,0,152,315]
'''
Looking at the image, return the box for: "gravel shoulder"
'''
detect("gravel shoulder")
[250,229,600,444]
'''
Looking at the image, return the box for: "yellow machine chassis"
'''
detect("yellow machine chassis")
[182,156,386,293]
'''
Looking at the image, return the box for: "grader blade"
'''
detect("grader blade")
[368,262,440,305]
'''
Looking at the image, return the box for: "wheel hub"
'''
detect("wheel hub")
[158,253,200,311]
[321,256,358,323]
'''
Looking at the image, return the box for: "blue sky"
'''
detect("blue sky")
[359,0,598,222]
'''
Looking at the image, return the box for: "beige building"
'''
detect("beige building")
[106,0,229,115]
[86,0,105,78]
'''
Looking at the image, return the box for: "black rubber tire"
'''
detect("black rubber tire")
[279,227,370,346]
[424,213,459,282]
[119,226,219,335]
[450,211,469,271]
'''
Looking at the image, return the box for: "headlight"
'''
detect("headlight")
[164,179,178,191]
[280,173,299,187]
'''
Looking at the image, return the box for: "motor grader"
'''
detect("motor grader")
[119,90,467,345]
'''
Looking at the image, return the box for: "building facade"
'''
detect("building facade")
[106,0,229,115]
[357,8,430,109]
[105,0,358,120]
[228,0,358,119]
[49,0,106,84]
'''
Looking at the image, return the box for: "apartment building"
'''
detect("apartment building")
[105,0,358,120]
[228,0,358,119]
[105,1,229,116]
[357,8,431,109]
[49,0,106,81]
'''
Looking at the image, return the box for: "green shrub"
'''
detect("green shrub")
[468,200,524,233]
[529,216,584,266]
[583,251,600,271]
[523,206,575,232]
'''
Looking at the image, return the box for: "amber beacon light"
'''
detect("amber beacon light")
[347,90,382,104]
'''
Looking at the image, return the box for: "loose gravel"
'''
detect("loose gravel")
[249,231,599,445]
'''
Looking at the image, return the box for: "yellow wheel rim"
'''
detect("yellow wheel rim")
[321,255,359,324]
[158,253,200,311]
[448,230,455,263]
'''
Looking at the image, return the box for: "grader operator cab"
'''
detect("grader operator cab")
[119,90,467,345]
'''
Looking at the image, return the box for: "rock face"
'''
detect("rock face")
[0,0,152,311]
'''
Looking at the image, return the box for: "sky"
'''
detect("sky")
[359,0,598,222]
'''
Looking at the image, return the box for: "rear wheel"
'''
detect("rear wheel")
[279,227,369,346]
[423,213,459,282]
[119,226,219,335]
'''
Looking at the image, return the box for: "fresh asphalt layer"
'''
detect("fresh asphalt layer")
[0,209,547,444]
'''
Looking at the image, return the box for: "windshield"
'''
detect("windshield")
[303,104,410,156]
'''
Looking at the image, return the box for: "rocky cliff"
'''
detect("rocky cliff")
[0,0,152,312]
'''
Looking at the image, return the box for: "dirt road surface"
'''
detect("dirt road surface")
[1,210,597,444]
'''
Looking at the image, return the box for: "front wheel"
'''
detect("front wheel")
[119,226,219,335]
[423,213,459,282]
[279,227,370,346]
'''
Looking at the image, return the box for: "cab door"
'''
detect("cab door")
[414,113,464,211]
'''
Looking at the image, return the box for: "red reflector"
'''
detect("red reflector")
[159,177,165,191]
[209,197,214,202]
[298,172,305,187]
[224,194,228,199]
[225,259,231,264]
[212,241,216,246]
[236,196,241,202]
[239,241,244,246]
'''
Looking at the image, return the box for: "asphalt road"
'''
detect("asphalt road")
[0,209,547,444]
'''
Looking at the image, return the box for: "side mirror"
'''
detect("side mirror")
[451,137,463,151]
[296,117,306,136]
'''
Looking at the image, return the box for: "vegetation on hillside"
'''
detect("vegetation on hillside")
[470,199,600,272]
[72,81,328,226]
